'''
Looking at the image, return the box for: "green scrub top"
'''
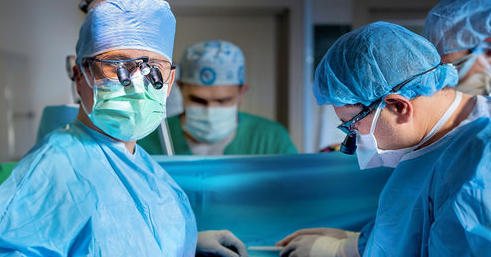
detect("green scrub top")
[138,112,298,155]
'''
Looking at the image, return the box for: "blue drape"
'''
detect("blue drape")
[156,153,392,246]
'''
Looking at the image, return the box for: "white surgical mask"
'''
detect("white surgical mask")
[183,105,238,143]
[456,55,491,95]
[356,91,463,169]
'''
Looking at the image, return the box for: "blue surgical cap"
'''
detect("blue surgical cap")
[423,0,491,55]
[179,40,246,86]
[75,0,176,66]
[313,21,458,107]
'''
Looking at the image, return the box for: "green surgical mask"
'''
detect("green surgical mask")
[82,73,167,141]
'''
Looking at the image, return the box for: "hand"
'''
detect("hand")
[276,228,351,246]
[196,230,248,257]
[276,228,360,257]
[278,234,318,257]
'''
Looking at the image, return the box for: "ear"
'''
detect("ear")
[384,94,413,124]
[167,69,175,98]
[73,65,84,95]
[237,84,249,103]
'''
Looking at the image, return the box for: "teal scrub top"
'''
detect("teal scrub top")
[138,112,298,155]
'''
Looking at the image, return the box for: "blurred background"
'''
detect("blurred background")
[0,0,440,162]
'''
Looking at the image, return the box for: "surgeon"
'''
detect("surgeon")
[423,0,491,96]
[138,40,298,155]
[0,1,248,256]
[276,21,491,256]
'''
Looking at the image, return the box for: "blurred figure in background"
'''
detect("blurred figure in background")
[139,40,298,155]
[423,0,491,96]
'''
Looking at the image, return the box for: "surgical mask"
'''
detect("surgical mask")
[356,91,463,169]
[456,53,479,80]
[82,73,167,141]
[183,105,238,143]
[456,55,491,95]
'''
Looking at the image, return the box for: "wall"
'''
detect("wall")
[170,0,310,152]
[352,0,440,29]
[0,0,310,158]
[0,0,83,161]
[0,0,445,159]
[313,0,353,25]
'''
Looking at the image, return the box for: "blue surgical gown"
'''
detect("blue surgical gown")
[364,95,491,256]
[0,120,197,256]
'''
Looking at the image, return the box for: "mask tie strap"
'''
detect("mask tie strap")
[415,91,462,149]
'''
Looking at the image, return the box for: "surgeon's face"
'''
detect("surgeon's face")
[180,83,248,108]
[73,49,175,129]
[442,43,491,83]
[334,96,419,151]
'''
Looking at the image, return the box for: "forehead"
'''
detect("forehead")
[97,49,168,61]
[181,84,240,95]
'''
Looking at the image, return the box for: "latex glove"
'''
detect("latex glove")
[276,228,353,246]
[196,230,248,257]
[278,234,318,257]
[276,228,360,257]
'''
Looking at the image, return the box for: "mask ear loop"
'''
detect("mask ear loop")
[457,53,479,80]
[369,99,384,135]
[414,91,462,149]
[79,66,97,116]
[82,63,97,88]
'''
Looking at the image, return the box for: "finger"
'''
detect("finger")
[213,246,240,257]
[279,243,296,257]
[276,232,301,246]
[220,231,248,257]
[276,228,317,246]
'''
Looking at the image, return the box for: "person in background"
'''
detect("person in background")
[276,21,491,256]
[423,0,491,96]
[0,1,248,256]
[138,40,298,155]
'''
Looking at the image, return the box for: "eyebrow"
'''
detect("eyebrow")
[188,95,208,104]
[98,54,167,62]
[189,95,234,103]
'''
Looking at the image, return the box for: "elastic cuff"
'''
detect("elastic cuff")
[343,233,361,257]
[310,236,342,257]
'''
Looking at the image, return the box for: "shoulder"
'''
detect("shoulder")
[238,112,289,133]
[2,124,94,203]
[431,118,491,203]
[167,115,181,126]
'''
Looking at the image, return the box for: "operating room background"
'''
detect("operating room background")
[0,0,439,162]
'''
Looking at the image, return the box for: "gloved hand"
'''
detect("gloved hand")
[275,228,360,257]
[196,230,248,257]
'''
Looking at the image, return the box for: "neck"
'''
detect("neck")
[76,107,137,153]
[419,89,476,148]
